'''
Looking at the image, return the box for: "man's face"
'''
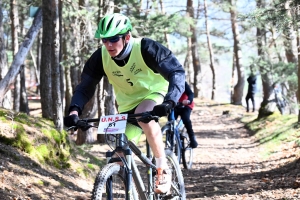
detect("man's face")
[102,34,130,57]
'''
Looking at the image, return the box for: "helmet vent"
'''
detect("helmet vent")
[115,20,121,28]
[100,20,105,31]
[106,18,114,31]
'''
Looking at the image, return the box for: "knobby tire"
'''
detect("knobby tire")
[91,163,137,200]
[158,149,186,200]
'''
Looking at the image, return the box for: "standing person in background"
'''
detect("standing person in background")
[245,73,257,112]
[63,13,185,194]
[170,81,198,148]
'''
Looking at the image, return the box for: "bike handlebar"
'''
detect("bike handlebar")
[67,111,160,131]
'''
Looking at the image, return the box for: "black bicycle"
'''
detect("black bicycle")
[67,111,186,200]
[161,108,193,169]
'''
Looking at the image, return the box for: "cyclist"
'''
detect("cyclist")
[170,81,198,148]
[63,13,185,194]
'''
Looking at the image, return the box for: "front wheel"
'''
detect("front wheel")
[91,163,137,200]
[156,149,186,200]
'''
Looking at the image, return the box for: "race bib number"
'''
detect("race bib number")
[97,114,128,134]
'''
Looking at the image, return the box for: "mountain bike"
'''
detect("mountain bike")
[67,111,186,200]
[161,108,193,169]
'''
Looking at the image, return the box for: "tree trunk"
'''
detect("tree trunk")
[36,31,42,94]
[0,8,42,104]
[10,0,20,112]
[97,82,105,143]
[296,24,300,122]
[204,0,216,100]
[183,52,190,84]
[51,0,63,131]
[76,89,98,145]
[40,1,53,119]
[187,0,201,97]
[230,0,245,105]
[185,37,194,86]
[0,1,11,109]
[103,77,116,115]
[230,55,235,101]
[59,0,64,110]
[70,11,80,91]
[78,0,87,73]
[283,1,297,64]
[158,0,169,48]
[63,34,72,116]
[29,50,40,92]
[13,75,20,111]
[270,27,282,62]
[255,0,274,118]
[75,0,97,145]
[281,1,297,114]
[19,65,29,114]
[298,52,300,121]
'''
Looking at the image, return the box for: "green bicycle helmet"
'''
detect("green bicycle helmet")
[95,13,132,39]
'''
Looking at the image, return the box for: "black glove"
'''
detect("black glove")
[152,101,174,117]
[76,120,92,131]
[64,114,79,127]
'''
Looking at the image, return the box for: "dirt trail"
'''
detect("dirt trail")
[1,99,300,199]
[186,99,300,200]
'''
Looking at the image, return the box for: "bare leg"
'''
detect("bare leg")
[135,99,165,159]
[135,99,172,194]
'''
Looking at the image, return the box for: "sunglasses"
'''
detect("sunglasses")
[102,35,124,43]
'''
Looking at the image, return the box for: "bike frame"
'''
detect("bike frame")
[169,109,183,150]
[71,112,186,200]
[103,122,157,200]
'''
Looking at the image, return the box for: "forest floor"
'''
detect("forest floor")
[1,98,300,199]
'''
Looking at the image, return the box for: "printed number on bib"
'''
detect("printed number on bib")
[97,114,128,134]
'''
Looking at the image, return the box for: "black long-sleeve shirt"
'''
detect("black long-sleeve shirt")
[247,75,257,94]
[69,37,185,115]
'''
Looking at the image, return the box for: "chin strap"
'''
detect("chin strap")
[113,37,133,60]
